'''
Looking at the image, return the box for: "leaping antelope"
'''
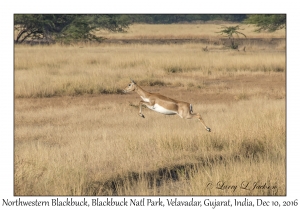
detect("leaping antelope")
[123,79,211,132]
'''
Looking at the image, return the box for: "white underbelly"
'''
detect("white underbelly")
[146,104,177,115]
[141,96,150,102]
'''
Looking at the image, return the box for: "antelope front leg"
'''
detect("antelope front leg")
[138,100,151,118]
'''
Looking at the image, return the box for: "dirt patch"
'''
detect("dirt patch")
[19,38,286,49]
[15,73,285,110]
[103,38,285,47]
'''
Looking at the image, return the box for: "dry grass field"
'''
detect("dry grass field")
[14,24,286,196]
[96,23,286,39]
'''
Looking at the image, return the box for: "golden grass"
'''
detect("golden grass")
[14,43,285,98]
[14,23,286,196]
[15,98,285,195]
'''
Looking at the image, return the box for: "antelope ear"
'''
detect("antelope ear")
[130,78,136,84]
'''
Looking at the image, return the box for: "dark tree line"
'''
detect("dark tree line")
[14,14,285,44]
[128,14,247,24]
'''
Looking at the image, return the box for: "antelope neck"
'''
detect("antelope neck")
[135,85,150,99]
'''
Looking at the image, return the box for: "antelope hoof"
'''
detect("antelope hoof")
[206,128,211,132]
[139,113,145,118]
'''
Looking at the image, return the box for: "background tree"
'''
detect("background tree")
[15,15,74,43]
[216,25,246,49]
[14,14,131,44]
[244,14,286,32]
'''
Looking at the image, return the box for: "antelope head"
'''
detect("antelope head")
[123,78,137,93]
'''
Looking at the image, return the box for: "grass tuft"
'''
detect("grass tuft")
[164,66,183,73]
[240,139,266,159]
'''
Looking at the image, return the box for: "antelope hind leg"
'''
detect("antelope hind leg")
[188,113,211,132]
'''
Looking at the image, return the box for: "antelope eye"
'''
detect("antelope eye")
[128,84,131,86]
